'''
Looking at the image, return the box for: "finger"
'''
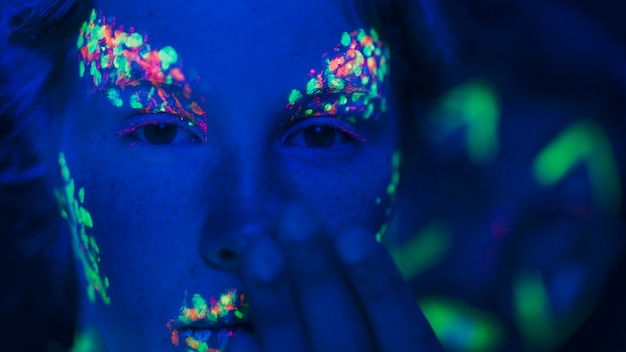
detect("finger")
[335,228,442,352]
[242,236,309,352]
[277,203,374,352]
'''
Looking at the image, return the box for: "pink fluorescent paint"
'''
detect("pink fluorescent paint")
[286,28,390,124]
[77,9,208,139]
[167,289,248,351]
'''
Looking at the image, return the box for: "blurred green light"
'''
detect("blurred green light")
[513,270,554,350]
[419,297,505,351]
[389,220,451,280]
[533,119,622,212]
[432,80,500,164]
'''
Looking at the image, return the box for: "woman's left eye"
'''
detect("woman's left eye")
[282,118,364,149]
[285,125,347,148]
[121,117,203,145]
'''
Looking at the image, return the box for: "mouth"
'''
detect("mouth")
[167,289,251,351]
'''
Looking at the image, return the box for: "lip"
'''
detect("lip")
[167,289,250,349]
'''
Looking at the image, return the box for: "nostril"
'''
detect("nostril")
[217,248,238,263]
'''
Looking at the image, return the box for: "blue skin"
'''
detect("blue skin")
[58,0,440,350]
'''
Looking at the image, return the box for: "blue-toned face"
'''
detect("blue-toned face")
[58,0,398,350]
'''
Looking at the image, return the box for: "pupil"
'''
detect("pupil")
[144,123,177,145]
[303,126,335,148]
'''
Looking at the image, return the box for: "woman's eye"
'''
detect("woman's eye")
[285,125,346,148]
[123,119,203,145]
[283,118,363,149]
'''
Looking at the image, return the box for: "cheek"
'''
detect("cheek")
[279,147,397,234]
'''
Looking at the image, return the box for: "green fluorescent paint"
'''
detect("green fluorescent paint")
[533,119,622,212]
[419,297,505,351]
[431,80,500,164]
[77,9,208,139]
[341,32,351,47]
[388,220,452,280]
[167,289,247,351]
[375,150,401,242]
[54,152,110,305]
[106,88,123,107]
[286,28,389,125]
[288,89,303,106]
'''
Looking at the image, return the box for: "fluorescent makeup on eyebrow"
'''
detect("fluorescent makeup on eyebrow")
[77,9,208,140]
[166,289,248,351]
[286,28,390,125]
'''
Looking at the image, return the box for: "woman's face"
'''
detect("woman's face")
[58,0,398,350]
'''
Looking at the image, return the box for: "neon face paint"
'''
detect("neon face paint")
[54,152,110,305]
[286,28,389,125]
[77,9,208,139]
[167,289,248,351]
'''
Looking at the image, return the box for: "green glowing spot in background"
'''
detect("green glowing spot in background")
[513,270,556,351]
[419,297,505,351]
[388,220,452,280]
[54,152,110,305]
[532,119,622,212]
[106,88,123,107]
[431,80,500,164]
[288,89,302,106]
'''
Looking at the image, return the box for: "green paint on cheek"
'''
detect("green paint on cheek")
[54,152,110,305]
[376,150,402,242]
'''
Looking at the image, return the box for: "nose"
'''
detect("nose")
[199,214,273,271]
[198,143,283,271]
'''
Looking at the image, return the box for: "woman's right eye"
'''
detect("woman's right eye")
[120,115,203,145]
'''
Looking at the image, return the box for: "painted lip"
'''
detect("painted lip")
[167,289,250,348]
[169,309,250,330]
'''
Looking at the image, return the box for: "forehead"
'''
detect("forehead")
[95,0,361,83]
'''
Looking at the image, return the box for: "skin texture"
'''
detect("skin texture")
[57,0,439,350]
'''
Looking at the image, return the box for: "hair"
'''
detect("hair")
[0,0,456,350]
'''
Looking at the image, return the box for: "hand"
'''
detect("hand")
[240,203,442,352]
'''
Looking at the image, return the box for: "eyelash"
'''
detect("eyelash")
[280,116,366,145]
[118,112,366,151]
[118,113,205,145]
